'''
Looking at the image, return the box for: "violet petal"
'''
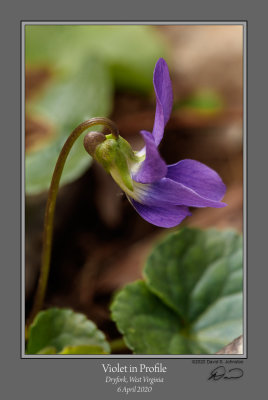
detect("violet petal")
[133,130,167,183]
[167,159,226,201]
[152,58,173,147]
[139,177,227,208]
[129,198,191,228]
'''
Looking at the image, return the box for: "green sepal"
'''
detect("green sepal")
[95,135,137,192]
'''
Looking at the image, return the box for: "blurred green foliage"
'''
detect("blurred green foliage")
[175,89,224,114]
[25,25,167,194]
[25,25,167,93]
[26,56,112,194]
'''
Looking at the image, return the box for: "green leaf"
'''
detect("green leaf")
[27,308,110,355]
[111,228,243,354]
[25,25,167,93]
[36,344,107,355]
[59,345,108,355]
[37,346,57,354]
[26,56,112,194]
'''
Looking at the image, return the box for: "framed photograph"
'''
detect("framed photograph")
[2,0,267,393]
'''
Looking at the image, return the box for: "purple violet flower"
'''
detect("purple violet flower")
[123,58,227,227]
[88,58,226,228]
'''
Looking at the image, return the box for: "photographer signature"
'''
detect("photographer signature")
[208,366,243,381]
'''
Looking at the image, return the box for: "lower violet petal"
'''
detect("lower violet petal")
[167,159,226,201]
[129,198,191,228]
[139,177,227,208]
[133,130,167,184]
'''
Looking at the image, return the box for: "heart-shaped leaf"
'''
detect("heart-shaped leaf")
[26,56,112,194]
[26,308,110,355]
[111,228,243,354]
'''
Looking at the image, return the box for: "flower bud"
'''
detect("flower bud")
[83,131,106,157]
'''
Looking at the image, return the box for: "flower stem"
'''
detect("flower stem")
[26,117,119,329]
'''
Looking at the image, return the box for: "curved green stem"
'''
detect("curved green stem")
[27,117,119,329]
